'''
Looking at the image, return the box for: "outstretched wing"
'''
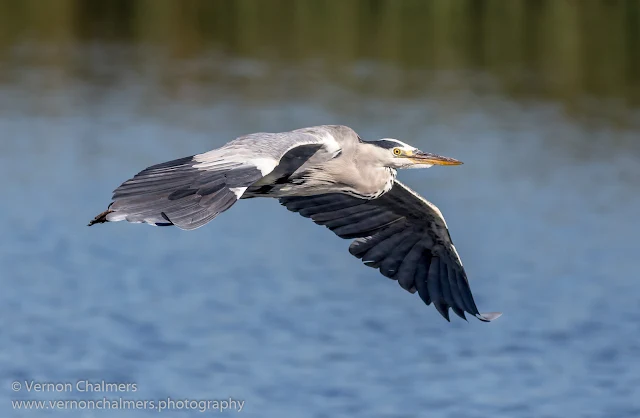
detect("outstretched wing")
[91,129,339,230]
[280,180,500,322]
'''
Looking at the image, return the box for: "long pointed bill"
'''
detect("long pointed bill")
[410,151,463,166]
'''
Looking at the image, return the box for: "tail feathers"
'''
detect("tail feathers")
[88,209,113,226]
[87,206,175,227]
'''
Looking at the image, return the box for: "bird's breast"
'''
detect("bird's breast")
[334,166,396,199]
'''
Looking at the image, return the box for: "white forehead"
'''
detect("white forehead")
[379,138,416,150]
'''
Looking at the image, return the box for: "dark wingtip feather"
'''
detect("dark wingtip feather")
[434,302,450,322]
[476,312,503,322]
[451,306,467,321]
[363,260,382,269]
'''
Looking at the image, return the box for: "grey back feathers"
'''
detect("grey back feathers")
[97,126,345,229]
[89,124,500,323]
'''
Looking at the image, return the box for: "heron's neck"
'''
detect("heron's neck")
[349,165,396,199]
[381,167,397,196]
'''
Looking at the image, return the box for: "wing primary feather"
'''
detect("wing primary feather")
[331,212,401,238]
[414,252,432,306]
[348,222,407,258]
[427,257,450,321]
[451,306,467,321]
[438,258,456,310]
[393,242,423,291]
[377,232,422,278]
[453,271,480,315]
[360,229,417,275]
[447,264,467,314]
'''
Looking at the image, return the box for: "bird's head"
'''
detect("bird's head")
[367,138,463,169]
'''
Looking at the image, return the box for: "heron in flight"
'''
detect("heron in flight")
[89,125,500,323]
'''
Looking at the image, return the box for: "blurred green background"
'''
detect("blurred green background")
[1,0,639,125]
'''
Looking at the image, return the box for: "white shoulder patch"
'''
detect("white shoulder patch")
[321,132,341,154]
[249,158,278,176]
[228,187,248,198]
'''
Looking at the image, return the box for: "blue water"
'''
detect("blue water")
[1,53,640,417]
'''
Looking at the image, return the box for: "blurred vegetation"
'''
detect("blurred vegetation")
[0,0,639,116]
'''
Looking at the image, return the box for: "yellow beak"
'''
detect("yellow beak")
[410,151,463,166]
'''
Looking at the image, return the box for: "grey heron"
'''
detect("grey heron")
[89,125,500,323]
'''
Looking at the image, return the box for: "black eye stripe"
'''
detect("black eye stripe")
[362,140,403,149]
[375,140,402,149]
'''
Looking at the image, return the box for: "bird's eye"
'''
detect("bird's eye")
[393,148,402,156]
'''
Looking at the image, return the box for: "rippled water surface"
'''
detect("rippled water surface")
[1,1,640,417]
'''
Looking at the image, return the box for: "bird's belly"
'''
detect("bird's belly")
[243,181,344,198]
[243,176,393,199]
[243,165,396,199]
